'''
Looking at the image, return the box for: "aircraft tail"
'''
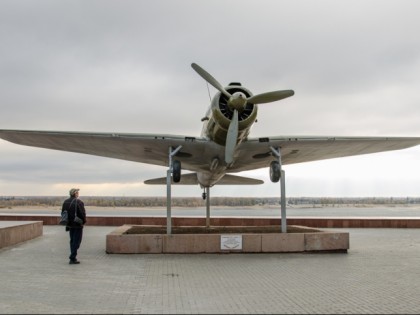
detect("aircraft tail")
[144,173,264,185]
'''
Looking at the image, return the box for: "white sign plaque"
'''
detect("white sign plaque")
[220,234,242,250]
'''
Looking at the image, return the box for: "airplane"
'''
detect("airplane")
[1,63,420,202]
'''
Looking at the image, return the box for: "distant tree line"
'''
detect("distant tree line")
[1,196,420,208]
[287,197,420,206]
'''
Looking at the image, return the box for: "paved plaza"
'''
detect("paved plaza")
[0,226,420,314]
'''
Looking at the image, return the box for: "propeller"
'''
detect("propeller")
[191,63,231,99]
[247,90,294,104]
[191,63,294,164]
[225,110,238,164]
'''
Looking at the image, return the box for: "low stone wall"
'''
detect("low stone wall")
[0,221,43,249]
[106,225,349,254]
[1,214,420,228]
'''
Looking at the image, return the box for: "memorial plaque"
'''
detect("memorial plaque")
[221,234,242,250]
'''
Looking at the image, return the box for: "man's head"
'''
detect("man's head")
[69,188,80,197]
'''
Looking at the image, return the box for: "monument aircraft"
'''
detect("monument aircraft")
[1,63,420,199]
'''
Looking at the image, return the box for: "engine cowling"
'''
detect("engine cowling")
[204,83,258,146]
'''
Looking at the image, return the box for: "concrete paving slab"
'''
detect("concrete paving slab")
[1,226,420,314]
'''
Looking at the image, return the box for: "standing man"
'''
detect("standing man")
[62,188,86,264]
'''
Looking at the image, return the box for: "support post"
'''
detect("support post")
[270,146,287,233]
[166,146,182,235]
[205,187,210,228]
[280,169,286,233]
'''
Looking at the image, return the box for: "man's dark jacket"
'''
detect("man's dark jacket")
[61,197,86,228]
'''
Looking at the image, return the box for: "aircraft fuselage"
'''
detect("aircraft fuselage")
[195,84,258,187]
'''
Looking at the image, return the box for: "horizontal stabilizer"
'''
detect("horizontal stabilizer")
[218,174,264,185]
[144,173,264,185]
[144,173,199,185]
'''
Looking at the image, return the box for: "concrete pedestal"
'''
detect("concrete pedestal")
[106,225,349,254]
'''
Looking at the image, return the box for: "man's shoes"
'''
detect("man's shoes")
[69,259,80,264]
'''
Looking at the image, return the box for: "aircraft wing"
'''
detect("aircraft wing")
[2,130,420,174]
[230,136,420,172]
[0,129,217,172]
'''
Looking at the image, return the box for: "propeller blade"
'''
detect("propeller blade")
[225,110,238,164]
[191,63,231,98]
[247,90,294,104]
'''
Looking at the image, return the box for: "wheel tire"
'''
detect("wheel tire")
[269,161,280,183]
[172,160,181,183]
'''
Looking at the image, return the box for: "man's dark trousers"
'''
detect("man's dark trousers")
[69,228,83,261]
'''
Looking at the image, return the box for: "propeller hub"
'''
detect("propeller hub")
[228,92,247,111]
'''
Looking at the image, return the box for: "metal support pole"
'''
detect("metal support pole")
[280,170,287,233]
[205,187,210,228]
[166,167,172,235]
[166,145,182,235]
[270,146,287,233]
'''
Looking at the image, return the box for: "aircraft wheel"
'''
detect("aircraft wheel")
[269,161,280,183]
[172,160,181,183]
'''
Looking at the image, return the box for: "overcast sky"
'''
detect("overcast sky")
[1,0,420,198]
